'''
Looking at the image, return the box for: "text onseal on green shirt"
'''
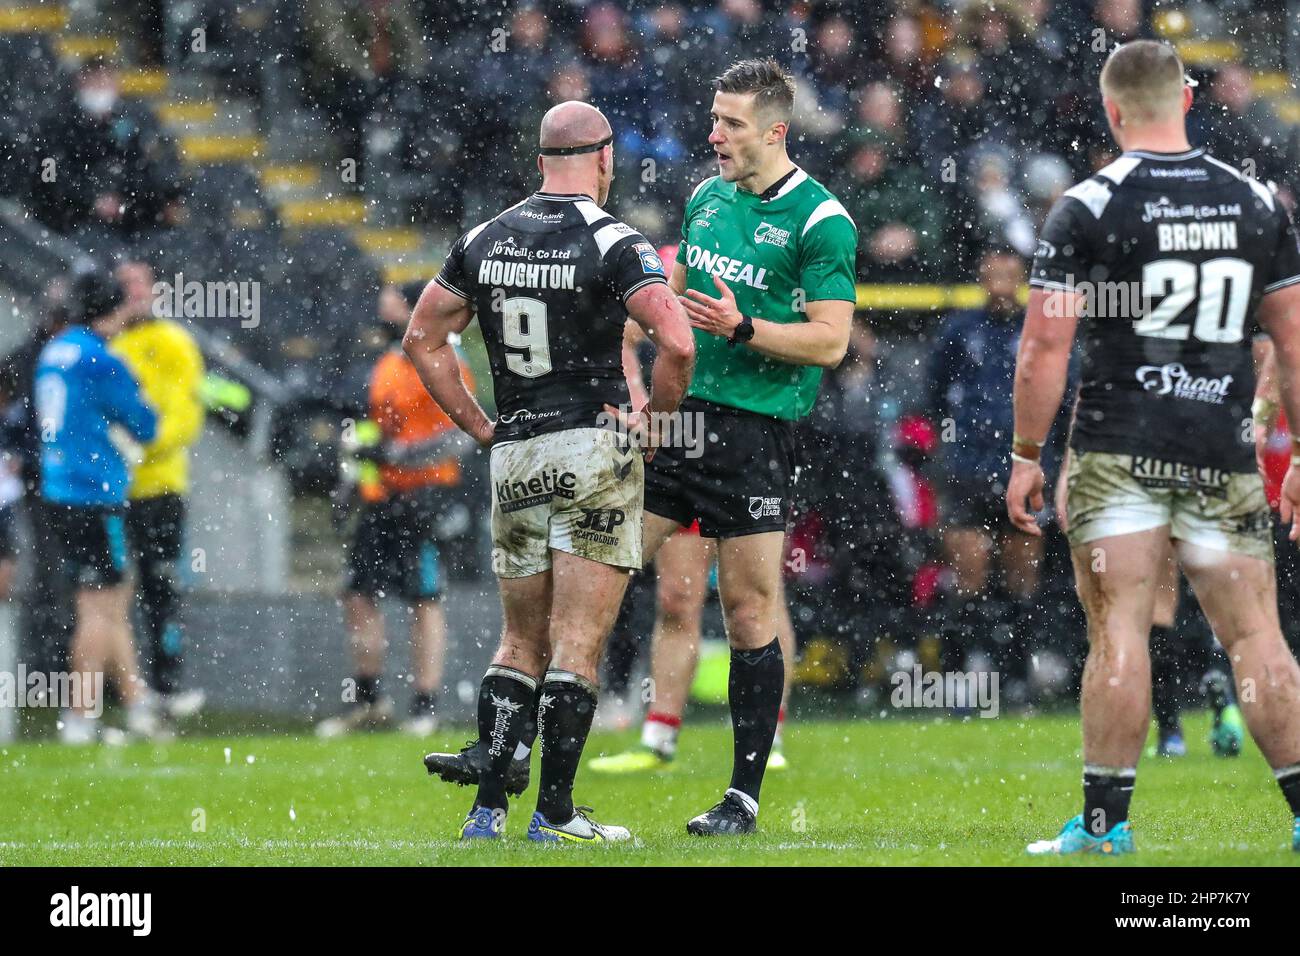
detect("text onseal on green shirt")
[675,169,858,421]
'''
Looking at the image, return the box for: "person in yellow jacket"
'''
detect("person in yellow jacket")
[113,261,206,713]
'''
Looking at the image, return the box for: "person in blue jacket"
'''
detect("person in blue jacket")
[36,267,160,743]
[926,247,1072,699]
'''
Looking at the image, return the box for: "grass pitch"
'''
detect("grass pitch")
[1,713,1296,866]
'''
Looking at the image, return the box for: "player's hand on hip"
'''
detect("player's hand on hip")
[1006,458,1045,536]
[1280,465,1300,542]
[603,403,658,462]
[472,419,496,448]
[680,276,741,338]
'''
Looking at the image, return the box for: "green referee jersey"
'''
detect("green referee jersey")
[676,167,858,420]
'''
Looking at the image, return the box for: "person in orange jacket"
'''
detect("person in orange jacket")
[319,283,475,737]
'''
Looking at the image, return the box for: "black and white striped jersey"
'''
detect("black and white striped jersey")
[435,191,668,442]
[1030,147,1300,470]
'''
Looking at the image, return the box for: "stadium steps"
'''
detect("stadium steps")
[53,33,115,58]
[352,228,438,285]
[0,4,67,32]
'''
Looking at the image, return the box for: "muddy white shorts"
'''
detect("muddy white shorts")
[1064,451,1272,562]
[490,427,643,577]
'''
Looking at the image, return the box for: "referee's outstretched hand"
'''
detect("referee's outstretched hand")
[681,276,742,339]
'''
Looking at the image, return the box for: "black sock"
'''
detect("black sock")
[1150,626,1181,735]
[728,638,784,806]
[536,671,598,822]
[516,683,543,754]
[356,675,378,705]
[938,594,974,673]
[473,666,537,811]
[411,690,437,717]
[1276,764,1300,816]
[1083,766,1136,835]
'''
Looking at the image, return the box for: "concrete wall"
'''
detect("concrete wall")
[187,423,291,594]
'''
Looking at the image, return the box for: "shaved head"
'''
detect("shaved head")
[1101,40,1187,124]
[539,100,611,150]
[537,100,615,205]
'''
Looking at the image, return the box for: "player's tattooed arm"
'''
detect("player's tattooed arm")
[403,279,495,447]
[1007,286,1080,535]
[681,275,851,367]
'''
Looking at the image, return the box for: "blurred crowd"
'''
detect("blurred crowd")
[7,2,1300,271]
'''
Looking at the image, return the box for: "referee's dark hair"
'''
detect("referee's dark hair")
[715,58,796,126]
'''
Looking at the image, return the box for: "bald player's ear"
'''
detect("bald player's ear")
[1182,84,1193,114]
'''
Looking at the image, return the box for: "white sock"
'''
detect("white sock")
[641,715,680,757]
[726,788,759,818]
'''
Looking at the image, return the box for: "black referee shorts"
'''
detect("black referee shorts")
[644,397,796,539]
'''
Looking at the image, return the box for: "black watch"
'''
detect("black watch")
[728,314,755,346]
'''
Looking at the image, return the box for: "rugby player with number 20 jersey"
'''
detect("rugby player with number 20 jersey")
[1008,40,1300,856]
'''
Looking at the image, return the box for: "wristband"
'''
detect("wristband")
[1010,452,1040,465]
[1011,440,1043,462]
[1012,433,1044,448]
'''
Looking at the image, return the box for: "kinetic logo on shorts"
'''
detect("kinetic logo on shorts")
[1129,457,1230,498]
[495,468,577,512]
